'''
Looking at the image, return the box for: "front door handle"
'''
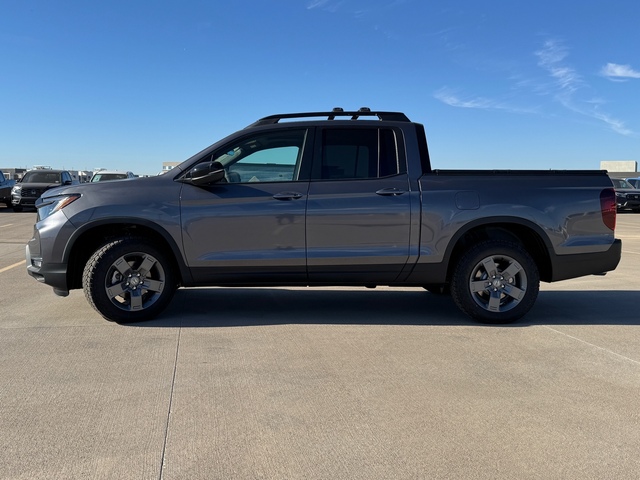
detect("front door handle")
[375,188,407,196]
[273,192,304,200]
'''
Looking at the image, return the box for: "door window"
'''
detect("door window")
[313,128,405,180]
[203,129,308,183]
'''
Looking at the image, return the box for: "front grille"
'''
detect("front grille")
[24,188,46,198]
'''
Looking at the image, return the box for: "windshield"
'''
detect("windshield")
[91,173,128,182]
[22,171,61,183]
[613,178,632,189]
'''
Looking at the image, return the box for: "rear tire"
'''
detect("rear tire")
[450,239,539,324]
[82,237,176,323]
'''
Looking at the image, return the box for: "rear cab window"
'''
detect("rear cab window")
[311,127,406,180]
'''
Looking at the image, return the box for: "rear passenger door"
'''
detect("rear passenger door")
[306,127,412,283]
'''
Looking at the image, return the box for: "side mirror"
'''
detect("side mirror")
[190,161,226,186]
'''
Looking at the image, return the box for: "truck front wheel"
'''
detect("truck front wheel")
[450,240,539,324]
[82,237,176,323]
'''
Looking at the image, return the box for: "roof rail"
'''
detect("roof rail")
[248,107,411,127]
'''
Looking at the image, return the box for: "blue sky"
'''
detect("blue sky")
[1,0,639,175]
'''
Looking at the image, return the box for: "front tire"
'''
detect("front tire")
[450,240,539,324]
[83,237,176,323]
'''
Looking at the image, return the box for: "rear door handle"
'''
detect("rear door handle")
[375,188,407,196]
[273,192,304,200]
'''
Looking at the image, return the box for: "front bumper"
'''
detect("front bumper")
[25,210,76,294]
[26,243,70,293]
[12,196,38,207]
[617,201,640,210]
[616,194,640,210]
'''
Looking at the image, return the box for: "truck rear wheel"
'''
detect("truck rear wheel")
[82,237,176,323]
[450,240,539,324]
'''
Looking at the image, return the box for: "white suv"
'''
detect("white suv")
[89,171,136,182]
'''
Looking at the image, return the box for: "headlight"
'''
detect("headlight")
[11,185,21,195]
[36,194,81,221]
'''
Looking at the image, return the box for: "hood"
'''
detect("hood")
[39,173,169,200]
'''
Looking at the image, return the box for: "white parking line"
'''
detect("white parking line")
[0,224,13,228]
[0,261,24,273]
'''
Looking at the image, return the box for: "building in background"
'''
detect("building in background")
[601,161,638,179]
[0,168,27,180]
[70,171,92,183]
[162,162,180,174]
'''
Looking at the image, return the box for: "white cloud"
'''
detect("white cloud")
[534,39,635,137]
[591,110,633,136]
[435,38,636,137]
[434,89,494,109]
[534,39,583,95]
[600,63,640,81]
[433,88,538,114]
[307,0,332,9]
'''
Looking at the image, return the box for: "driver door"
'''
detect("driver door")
[180,128,312,284]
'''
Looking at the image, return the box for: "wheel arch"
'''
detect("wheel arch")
[64,219,190,290]
[444,217,553,284]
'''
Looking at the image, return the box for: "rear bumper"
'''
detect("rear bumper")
[550,239,622,282]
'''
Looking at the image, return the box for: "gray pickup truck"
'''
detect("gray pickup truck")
[26,108,621,324]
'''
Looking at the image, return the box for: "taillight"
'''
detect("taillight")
[600,188,616,231]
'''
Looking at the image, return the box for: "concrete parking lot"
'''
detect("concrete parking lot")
[1,207,639,479]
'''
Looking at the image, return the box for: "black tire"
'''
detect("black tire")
[450,239,539,324]
[82,237,176,323]
[12,205,23,212]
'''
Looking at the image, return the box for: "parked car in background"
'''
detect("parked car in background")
[11,169,75,212]
[90,171,136,182]
[611,178,640,212]
[625,177,640,189]
[1,172,16,207]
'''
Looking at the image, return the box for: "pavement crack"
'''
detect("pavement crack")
[159,324,182,480]
[543,325,640,366]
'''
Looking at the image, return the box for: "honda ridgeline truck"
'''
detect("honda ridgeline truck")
[26,108,621,324]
